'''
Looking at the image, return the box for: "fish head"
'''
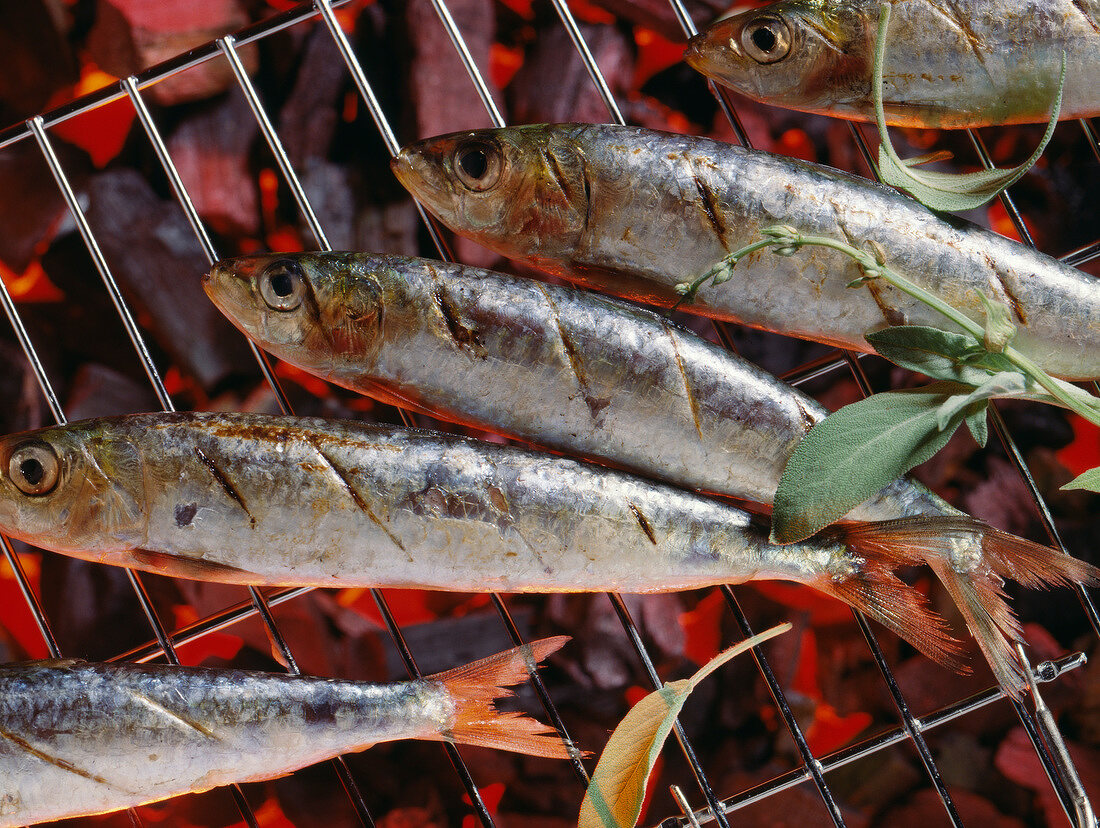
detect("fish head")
[204,253,387,374]
[392,126,589,264]
[0,421,146,556]
[685,2,870,114]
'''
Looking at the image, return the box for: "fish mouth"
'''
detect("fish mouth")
[202,259,263,331]
[683,31,722,79]
[391,145,451,210]
[390,150,420,194]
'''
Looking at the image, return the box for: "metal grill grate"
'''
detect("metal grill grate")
[0,1,1096,826]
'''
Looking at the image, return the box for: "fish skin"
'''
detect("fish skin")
[0,412,882,593]
[685,0,1100,129]
[202,252,947,520]
[0,638,569,826]
[392,123,1100,380]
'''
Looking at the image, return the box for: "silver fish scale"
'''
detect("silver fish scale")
[0,660,450,827]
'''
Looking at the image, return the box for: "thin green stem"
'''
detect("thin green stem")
[677,227,1100,428]
[790,234,990,341]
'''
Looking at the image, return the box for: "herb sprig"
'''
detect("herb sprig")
[871,3,1066,211]
[677,228,1100,544]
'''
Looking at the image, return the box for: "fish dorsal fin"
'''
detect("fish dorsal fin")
[3,658,86,669]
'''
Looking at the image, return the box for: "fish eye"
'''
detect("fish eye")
[740,15,791,64]
[452,139,503,192]
[259,259,306,312]
[7,441,59,496]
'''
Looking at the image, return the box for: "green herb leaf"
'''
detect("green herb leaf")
[771,382,974,543]
[866,326,998,384]
[1062,467,1100,493]
[964,403,989,447]
[578,624,791,828]
[977,293,1017,352]
[872,3,1066,211]
[934,373,1029,430]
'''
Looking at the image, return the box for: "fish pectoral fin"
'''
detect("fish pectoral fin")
[128,548,263,584]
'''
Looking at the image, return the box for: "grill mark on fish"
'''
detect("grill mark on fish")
[828,205,906,326]
[930,2,991,73]
[578,151,593,238]
[194,447,255,529]
[1071,0,1100,34]
[306,437,410,558]
[865,280,907,326]
[793,397,818,435]
[0,726,131,792]
[691,171,730,252]
[127,689,220,740]
[663,321,705,440]
[628,501,657,545]
[986,263,1028,324]
[432,284,485,357]
[545,149,574,202]
[535,284,609,422]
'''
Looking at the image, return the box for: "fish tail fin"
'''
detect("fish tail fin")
[430,635,575,760]
[832,516,1100,696]
[816,522,966,672]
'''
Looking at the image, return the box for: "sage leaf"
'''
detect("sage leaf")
[872,3,1066,211]
[1062,467,1100,494]
[771,382,974,543]
[978,292,1017,352]
[866,326,997,385]
[934,373,1029,430]
[964,403,989,447]
[579,624,791,828]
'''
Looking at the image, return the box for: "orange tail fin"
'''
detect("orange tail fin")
[429,636,575,760]
[816,522,965,671]
[831,517,1099,696]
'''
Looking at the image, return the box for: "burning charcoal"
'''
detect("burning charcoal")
[0,0,77,124]
[271,764,363,828]
[878,788,1027,828]
[404,0,500,138]
[167,90,261,237]
[0,338,46,436]
[0,141,88,273]
[587,0,725,42]
[84,168,256,390]
[716,769,870,828]
[302,159,357,250]
[22,231,140,378]
[355,200,421,258]
[66,362,158,420]
[87,0,257,106]
[963,456,1040,538]
[508,23,633,124]
[278,27,348,169]
[39,550,179,661]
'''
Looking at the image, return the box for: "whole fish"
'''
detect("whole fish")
[204,252,1091,694]
[0,410,986,667]
[1,412,1094,693]
[392,123,1100,381]
[685,0,1100,129]
[0,637,569,827]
